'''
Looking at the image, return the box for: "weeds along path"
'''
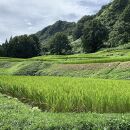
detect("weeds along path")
[0,76,130,113]
[1,93,130,129]
[105,63,121,75]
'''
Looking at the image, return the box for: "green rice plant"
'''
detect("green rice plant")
[0,76,130,113]
[1,93,130,130]
[1,49,130,64]
[30,49,130,64]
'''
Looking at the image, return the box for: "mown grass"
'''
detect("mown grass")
[1,76,130,113]
[1,93,130,130]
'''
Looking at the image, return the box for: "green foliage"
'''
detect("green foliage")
[82,20,107,53]
[50,33,72,55]
[73,15,94,40]
[71,38,83,53]
[108,21,130,47]
[1,93,130,130]
[96,0,130,47]
[111,0,129,12]
[36,20,76,51]
[2,34,41,58]
[72,0,130,48]
[13,61,43,76]
[0,45,5,56]
[121,2,130,22]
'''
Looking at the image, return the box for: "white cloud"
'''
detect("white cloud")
[0,0,111,43]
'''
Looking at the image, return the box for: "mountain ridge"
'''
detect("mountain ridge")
[35,0,130,52]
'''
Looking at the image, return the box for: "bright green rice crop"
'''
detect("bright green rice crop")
[0,76,130,113]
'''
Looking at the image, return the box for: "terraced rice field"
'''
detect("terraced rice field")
[0,76,130,113]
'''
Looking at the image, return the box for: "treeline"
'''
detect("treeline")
[36,0,130,54]
[0,35,41,58]
[46,19,107,54]
[0,19,107,58]
[73,0,130,48]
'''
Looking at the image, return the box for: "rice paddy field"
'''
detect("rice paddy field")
[1,49,130,129]
[0,76,130,113]
[31,49,130,64]
[1,49,130,64]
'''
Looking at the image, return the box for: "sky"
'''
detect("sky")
[0,0,111,43]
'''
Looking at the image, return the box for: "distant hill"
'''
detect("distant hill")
[96,0,130,47]
[74,0,130,47]
[36,20,76,48]
[1,0,130,56]
[35,0,130,53]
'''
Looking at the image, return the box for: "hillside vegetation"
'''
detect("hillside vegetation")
[74,0,130,47]
[35,0,130,53]
[36,20,76,48]
[1,0,130,57]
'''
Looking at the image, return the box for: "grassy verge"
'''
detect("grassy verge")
[1,93,130,130]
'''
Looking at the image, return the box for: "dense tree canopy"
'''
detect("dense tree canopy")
[112,0,128,12]
[82,20,107,53]
[36,20,75,52]
[1,35,41,58]
[108,21,130,47]
[73,15,94,40]
[50,33,72,55]
[72,0,130,48]
[0,45,4,56]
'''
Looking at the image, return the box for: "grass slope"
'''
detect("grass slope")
[1,93,130,130]
[1,49,130,79]
[1,76,130,113]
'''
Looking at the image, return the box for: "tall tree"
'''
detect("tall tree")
[82,20,107,53]
[73,15,95,40]
[0,45,4,56]
[3,35,41,58]
[50,33,72,55]
[108,21,130,47]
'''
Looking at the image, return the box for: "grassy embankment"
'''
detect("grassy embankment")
[1,93,130,130]
[1,49,130,79]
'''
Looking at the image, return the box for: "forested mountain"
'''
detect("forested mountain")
[36,20,76,49]
[96,0,130,47]
[1,0,130,57]
[74,0,130,47]
[35,0,130,52]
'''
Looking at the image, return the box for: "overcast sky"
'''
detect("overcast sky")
[0,0,111,43]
